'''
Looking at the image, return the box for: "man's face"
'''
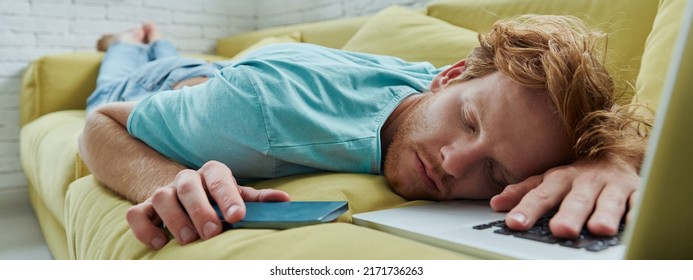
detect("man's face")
[384,71,571,200]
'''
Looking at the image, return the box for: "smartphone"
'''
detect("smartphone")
[213,201,349,230]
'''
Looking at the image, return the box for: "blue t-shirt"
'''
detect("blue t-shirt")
[127,43,444,182]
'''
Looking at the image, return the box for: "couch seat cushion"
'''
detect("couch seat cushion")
[65,174,469,259]
[20,110,85,226]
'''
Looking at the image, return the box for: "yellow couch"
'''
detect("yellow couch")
[19,0,684,259]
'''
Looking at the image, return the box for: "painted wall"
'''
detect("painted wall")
[0,0,433,191]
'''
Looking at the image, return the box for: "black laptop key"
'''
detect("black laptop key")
[513,231,561,244]
[475,212,624,252]
[473,224,493,230]
[512,224,559,244]
[559,235,601,249]
[585,240,611,252]
[526,225,551,236]
[493,228,515,235]
[602,236,621,246]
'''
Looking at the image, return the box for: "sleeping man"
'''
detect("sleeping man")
[79,17,650,250]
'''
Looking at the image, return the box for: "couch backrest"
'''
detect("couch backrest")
[633,0,688,111]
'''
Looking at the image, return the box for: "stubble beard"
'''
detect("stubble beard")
[383,94,436,200]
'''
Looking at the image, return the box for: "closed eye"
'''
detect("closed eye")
[460,105,476,133]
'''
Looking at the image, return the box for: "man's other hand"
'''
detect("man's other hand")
[125,160,291,250]
[489,158,639,239]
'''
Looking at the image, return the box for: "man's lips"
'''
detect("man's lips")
[416,153,439,193]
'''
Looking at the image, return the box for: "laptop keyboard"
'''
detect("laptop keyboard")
[473,212,624,252]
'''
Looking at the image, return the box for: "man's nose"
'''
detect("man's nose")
[440,142,484,179]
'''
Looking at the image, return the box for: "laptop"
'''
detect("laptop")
[353,2,693,260]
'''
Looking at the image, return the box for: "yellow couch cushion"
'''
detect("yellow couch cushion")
[20,110,85,227]
[342,6,479,68]
[427,0,660,105]
[217,16,369,58]
[65,174,467,259]
[27,184,70,259]
[633,0,687,110]
[230,32,302,60]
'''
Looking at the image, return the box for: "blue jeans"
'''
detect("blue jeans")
[86,40,228,112]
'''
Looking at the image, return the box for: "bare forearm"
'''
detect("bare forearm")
[78,102,185,203]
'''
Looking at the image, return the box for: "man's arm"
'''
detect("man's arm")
[78,101,290,250]
[78,101,185,203]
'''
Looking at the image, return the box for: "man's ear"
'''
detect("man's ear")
[430,60,466,93]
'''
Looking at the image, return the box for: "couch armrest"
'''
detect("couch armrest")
[20,52,103,126]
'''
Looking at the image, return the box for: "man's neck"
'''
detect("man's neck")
[380,93,426,159]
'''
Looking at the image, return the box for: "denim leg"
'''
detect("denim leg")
[88,42,149,112]
[87,40,187,112]
[149,40,179,60]
[95,42,149,88]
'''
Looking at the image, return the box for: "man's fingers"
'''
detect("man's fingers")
[151,181,198,245]
[505,170,572,231]
[175,168,223,240]
[490,174,543,211]
[585,181,636,236]
[199,161,246,223]
[126,160,281,250]
[125,200,169,250]
[239,186,291,202]
[548,179,603,239]
[585,186,627,236]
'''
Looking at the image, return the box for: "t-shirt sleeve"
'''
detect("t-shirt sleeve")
[126,67,272,175]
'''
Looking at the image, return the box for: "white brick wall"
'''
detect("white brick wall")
[0,0,433,191]
[256,0,432,29]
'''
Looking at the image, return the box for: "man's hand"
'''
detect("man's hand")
[126,160,291,250]
[489,159,639,239]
